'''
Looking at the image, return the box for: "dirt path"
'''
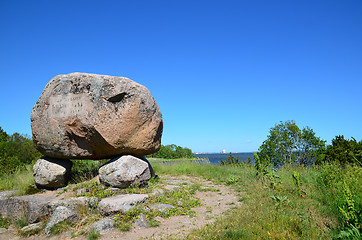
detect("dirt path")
[0,175,241,240]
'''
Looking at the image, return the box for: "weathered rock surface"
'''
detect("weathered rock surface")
[133,213,150,229]
[20,222,42,236]
[0,190,19,200]
[44,206,78,235]
[49,197,90,212]
[88,217,114,234]
[97,194,148,216]
[33,157,72,189]
[99,155,152,188]
[31,72,163,159]
[0,195,54,223]
[149,203,174,214]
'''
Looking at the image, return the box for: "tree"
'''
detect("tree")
[258,120,325,166]
[0,127,42,173]
[324,135,362,166]
[0,127,9,142]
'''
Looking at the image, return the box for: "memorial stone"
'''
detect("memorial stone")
[31,72,163,159]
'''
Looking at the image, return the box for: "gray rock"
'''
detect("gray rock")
[33,157,72,189]
[133,213,150,229]
[88,197,99,209]
[0,194,54,223]
[49,197,89,212]
[0,228,7,233]
[20,222,43,235]
[99,155,152,188]
[150,188,165,197]
[97,194,148,216]
[163,179,187,185]
[44,206,78,235]
[149,204,173,214]
[88,217,114,234]
[76,188,87,195]
[163,185,181,192]
[31,72,163,160]
[0,190,19,200]
[106,187,121,193]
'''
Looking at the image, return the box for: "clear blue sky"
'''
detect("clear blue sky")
[1,0,361,153]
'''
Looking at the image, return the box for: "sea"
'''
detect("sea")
[194,152,255,165]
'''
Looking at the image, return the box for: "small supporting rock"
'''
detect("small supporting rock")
[99,155,152,188]
[33,157,72,189]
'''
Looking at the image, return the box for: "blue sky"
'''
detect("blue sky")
[0,0,361,153]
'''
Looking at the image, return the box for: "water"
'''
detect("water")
[195,152,255,165]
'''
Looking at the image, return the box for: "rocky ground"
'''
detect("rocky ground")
[0,175,241,240]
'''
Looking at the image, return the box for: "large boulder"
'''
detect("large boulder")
[31,72,163,159]
[33,157,72,189]
[99,155,152,188]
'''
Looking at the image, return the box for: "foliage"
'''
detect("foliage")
[0,164,35,195]
[0,127,9,142]
[316,163,362,237]
[323,135,362,166]
[70,159,108,184]
[49,220,74,235]
[335,224,361,240]
[148,144,194,159]
[339,180,359,228]
[258,120,326,166]
[75,181,119,199]
[220,153,241,165]
[292,171,301,189]
[87,228,100,240]
[254,152,271,176]
[0,216,11,229]
[0,127,41,174]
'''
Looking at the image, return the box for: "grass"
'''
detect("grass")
[0,216,11,229]
[0,164,35,195]
[152,161,361,239]
[87,228,100,240]
[0,157,360,239]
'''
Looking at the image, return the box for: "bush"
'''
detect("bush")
[324,135,362,166]
[317,163,362,235]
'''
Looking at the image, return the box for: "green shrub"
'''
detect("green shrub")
[0,216,10,229]
[324,135,362,166]
[87,228,100,240]
[148,144,194,159]
[220,153,242,165]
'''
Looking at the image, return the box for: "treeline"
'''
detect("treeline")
[256,120,362,167]
[0,127,41,174]
[148,144,194,159]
